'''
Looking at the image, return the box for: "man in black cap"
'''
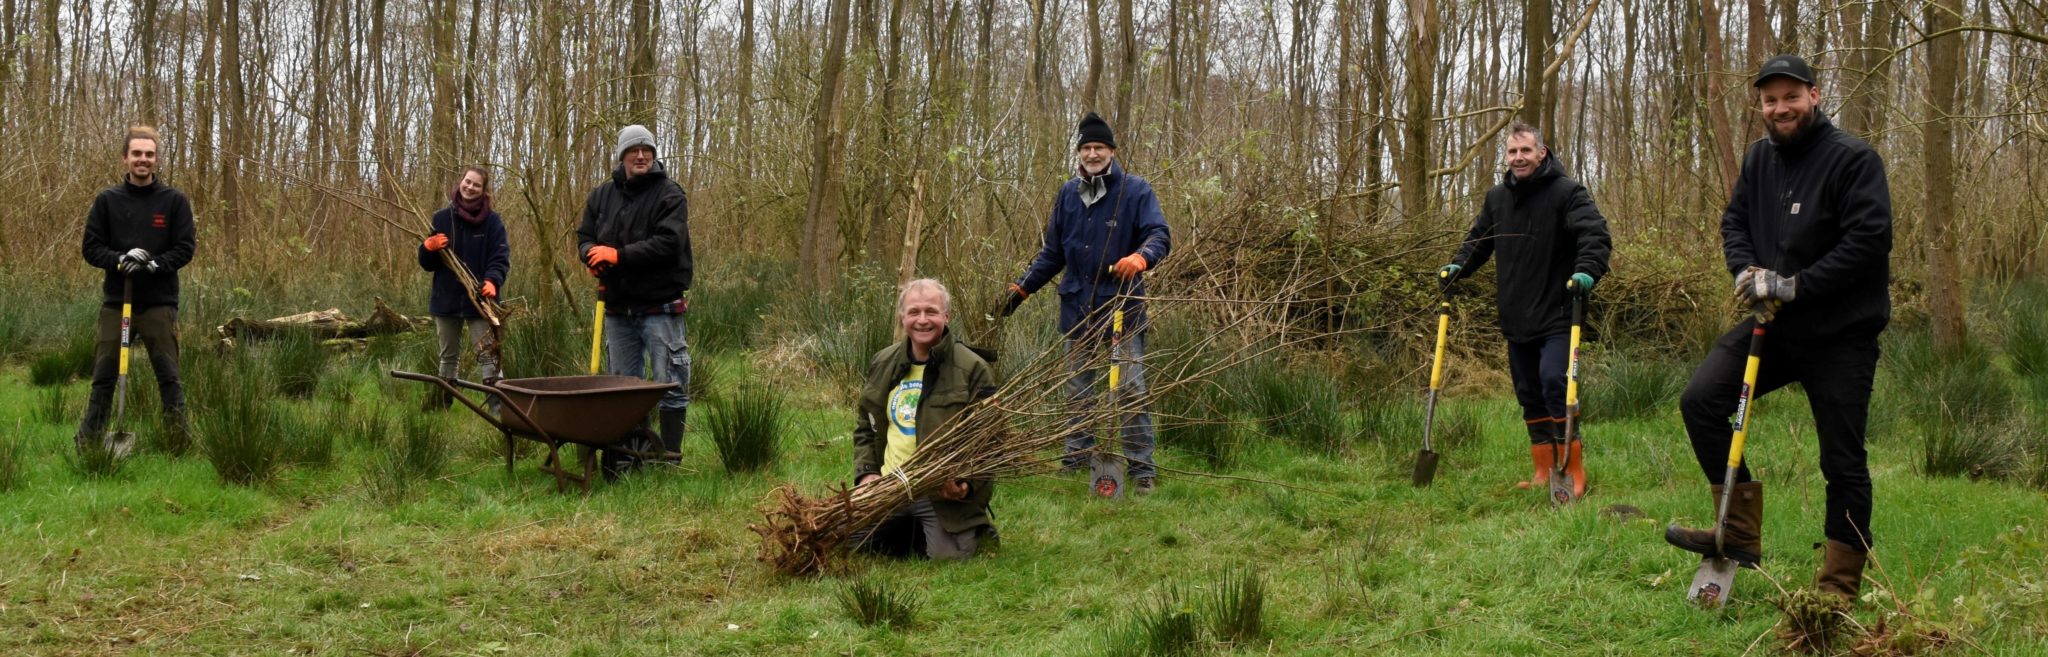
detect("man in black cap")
[577,124,694,466]
[1000,112,1171,493]
[78,125,197,453]
[1664,54,1894,602]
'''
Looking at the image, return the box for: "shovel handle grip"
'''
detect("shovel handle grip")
[1725,326,1766,469]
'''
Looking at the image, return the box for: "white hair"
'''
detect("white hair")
[897,278,952,314]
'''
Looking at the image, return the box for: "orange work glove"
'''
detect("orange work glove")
[423,233,449,252]
[1111,253,1149,280]
[586,245,619,269]
[480,281,497,299]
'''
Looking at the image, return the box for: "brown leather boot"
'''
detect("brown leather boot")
[1815,540,1868,601]
[1516,443,1556,489]
[1564,439,1588,497]
[1663,481,1764,566]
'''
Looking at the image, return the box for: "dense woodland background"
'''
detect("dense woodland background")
[1,0,2045,353]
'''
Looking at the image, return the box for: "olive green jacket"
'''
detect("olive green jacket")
[853,329,998,533]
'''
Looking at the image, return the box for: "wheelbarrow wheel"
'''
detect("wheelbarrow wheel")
[601,427,660,480]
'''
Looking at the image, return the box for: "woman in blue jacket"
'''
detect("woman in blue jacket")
[418,166,511,407]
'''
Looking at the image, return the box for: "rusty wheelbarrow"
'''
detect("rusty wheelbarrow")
[389,370,681,493]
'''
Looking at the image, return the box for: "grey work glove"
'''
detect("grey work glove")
[118,248,153,274]
[1736,266,1794,323]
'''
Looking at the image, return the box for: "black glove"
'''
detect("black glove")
[118,248,153,274]
[999,283,1028,318]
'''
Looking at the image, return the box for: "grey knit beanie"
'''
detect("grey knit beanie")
[615,125,656,161]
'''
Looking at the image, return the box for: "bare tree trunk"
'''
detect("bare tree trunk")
[429,0,459,178]
[1334,0,1363,225]
[972,0,993,129]
[1924,0,1966,351]
[800,0,854,291]
[1364,0,1389,219]
[1699,0,1738,196]
[1841,0,1893,142]
[220,0,245,261]
[1400,0,1437,221]
[134,0,161,123]
[1114,0,1135,132]
[1520,0,1551,132]
[627,0,656,127]
[1776,0,1797,53]
[1082,0,1103,111]
[738,0,756,151]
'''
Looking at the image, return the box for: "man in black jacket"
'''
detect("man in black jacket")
[78,125,198,451]
[1440,122,1612,497]
[577,125,694,460]
[1664,55,1893,602]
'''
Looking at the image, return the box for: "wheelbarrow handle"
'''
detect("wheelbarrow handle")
[387,370,544,438]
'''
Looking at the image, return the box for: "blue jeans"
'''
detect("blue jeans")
[1061,332,1156,478]
[604,313,691,413]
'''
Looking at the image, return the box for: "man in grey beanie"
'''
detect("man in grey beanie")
[576,124,694,471]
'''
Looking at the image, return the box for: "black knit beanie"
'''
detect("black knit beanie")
[1075,112,1116,150]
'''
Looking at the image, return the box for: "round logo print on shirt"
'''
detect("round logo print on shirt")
[889,379,923,437]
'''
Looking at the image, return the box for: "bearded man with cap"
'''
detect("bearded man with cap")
[1663,54,1894,602]
[576,124,695,465]
[999,112,1171,494]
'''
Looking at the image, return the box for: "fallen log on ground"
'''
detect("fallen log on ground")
[215,297,428,348]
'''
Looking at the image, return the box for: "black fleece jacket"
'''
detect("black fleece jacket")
[575,162,693,309]
[1452,153,1613,343]
[81,178,198,309]
[1721,112,1892,342]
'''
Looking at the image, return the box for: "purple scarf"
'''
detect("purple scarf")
[450,190,492,225]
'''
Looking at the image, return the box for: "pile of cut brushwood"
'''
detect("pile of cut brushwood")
[749,279,1374,575]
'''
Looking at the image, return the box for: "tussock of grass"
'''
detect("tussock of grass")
[195,352,287,486]
[269,333,329,399]
[366,412,446,505]
[1203,565,1266,645]
[1883,333,2024,478]
[2001,281,2048,388]
[689,263,787,353]
[1158,383,1242,470]
[28,351,75,387]
[0,428,23,492]
[34,387,70,426]
[707,384,785,473]
[837,578,920,629]
[502,302,586,378]
[1586,353,1688,421]
[67,434,126,480]
[1240,357,1349,453]
[1107,586,1204,657]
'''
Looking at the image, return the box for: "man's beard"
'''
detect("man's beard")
[1765,108,1817,143]
[1080,160,1109,176]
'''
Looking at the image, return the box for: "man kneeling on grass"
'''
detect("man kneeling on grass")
[847,279,999,560]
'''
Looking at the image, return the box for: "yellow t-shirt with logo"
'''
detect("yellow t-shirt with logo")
[882,364,924,475]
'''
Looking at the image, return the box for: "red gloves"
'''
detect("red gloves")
[480,281,497,299]
[586,245,619,269]
[1111,253,1148,280]
[423,233,449,252]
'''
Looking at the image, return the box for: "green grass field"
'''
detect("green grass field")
[2,339,2044,657]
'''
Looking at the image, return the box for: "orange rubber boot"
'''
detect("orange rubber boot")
[1517,443,1556,489]
[1565,439,1588,497]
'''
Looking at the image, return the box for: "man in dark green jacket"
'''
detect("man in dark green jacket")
[1440,121,1612,496]
[849,279,999,559]
[78,125,197,451]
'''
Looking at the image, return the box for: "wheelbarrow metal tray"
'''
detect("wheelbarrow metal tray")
[494,375,675,446]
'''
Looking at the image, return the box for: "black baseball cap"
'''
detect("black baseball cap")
[1754,54,1815,87]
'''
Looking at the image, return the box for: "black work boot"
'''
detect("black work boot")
[161,404,193,456]
[75,395,112,452]
[1664,481,1764,567]
[1815,540,1869,602]
[657,409,686,464]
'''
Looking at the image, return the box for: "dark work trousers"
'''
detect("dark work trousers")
[1679,321,1879,548]
[1506,332,1570,443]
[845,498,981,560]
[77,304,184,443]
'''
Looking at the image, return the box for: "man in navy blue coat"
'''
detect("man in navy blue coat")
[1001,112,1171,493]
